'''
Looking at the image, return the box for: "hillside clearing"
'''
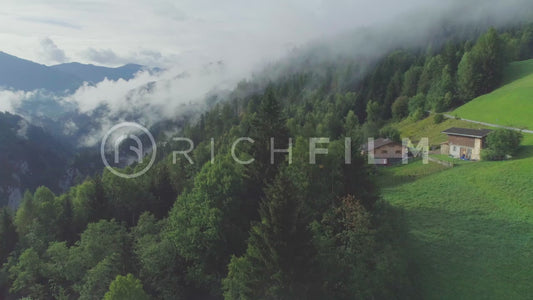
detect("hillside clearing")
[380,117,533,299]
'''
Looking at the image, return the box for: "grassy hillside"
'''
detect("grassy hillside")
[453,59,533,130]
[395,115,491,147]
[380,116,533,299]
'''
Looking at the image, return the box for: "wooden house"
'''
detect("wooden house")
[441,127,492,160]
[361,138,406,165]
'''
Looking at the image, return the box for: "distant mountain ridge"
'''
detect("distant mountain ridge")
[50,62,143,83]
[0,51,81,92]
[0,51,144,92]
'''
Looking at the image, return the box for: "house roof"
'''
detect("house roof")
[361,138,398,151]
[442,127,492,138]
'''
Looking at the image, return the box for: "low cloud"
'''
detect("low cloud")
[40,38,68,64]
[16,119,29,139]
[0,90,34,113]
[80,48,170,67]
[4,0,533,148]
[81,48,122,65]
[66,59,232,119]
[63,60,236,146]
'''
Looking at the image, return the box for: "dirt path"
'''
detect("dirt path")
[443,114,533,134]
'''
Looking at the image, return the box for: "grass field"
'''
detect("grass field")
[453,59,533,130]
[394,115,491,147]
[430,154,473,166]
[379,116,533,299]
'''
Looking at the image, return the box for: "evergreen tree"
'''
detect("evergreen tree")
[167,154,249,295]
[133,213,187,299]
[222,169,320,300]
[28,187,63,247]
[417,55,444,95]
[458,28,505,101]
[8,248,47,298]
[383,71,403,118]
[87,175,109,223]
[344,110,361,142]
[0,208,18,263]
[59,195,76,244]
[457,51,479,101]
[391,96,409,120]
[149,164,177,219]
[248,85,290,188]
[475,28,505,94]
[365,100,381,123]
[104,274,149,300]
[427,65,455,112]
[14,191,35,237]
[520,26,533,59]
[402,66,422,97]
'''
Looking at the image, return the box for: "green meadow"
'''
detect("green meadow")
[380,109,533,298]
[453,59,533,130]
[395,115,491,147]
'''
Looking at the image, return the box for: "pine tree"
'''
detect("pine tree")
[383,71,403,118]
[249,85,290,183]
[458,28,505,101]
[87,175,109,223]
[246,85,291,210]
[14,191,35,237]
[59,196,75,244]
[0,208,18,263]
[401,66,422,97]
[149,164,176,219]
[457,51,479,101]
[475,28,505,94]
[222,169,320,300]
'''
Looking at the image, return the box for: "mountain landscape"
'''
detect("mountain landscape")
[0,53,154,208]
[1,1,533,299]
[0,51,145,92]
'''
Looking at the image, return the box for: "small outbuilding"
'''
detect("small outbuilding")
[441,127,492,160]
[361,138,406,165]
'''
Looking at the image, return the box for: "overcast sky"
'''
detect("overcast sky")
[0,0,452,68]
[2,0,533,145]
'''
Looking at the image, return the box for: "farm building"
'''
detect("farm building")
[361,138,406,165]
[441,127,492,160]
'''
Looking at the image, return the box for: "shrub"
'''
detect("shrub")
[411,108,426,121]
[379,126,401,142]
[481,149,498,161]
[434,113,445,124]
[482,129,523,160]
[392,96,409,120]
[407,94,425,116]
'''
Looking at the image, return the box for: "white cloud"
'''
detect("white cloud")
[2,0,533,147]
[0,90,34,113]
[39,37,67,63]
[81,48,120,65]
[0,0,450,68]
[0,0,530,71]
[16,119,29,139]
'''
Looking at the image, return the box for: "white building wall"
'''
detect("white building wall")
[449,144,461,158]
[473,138,482,160]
